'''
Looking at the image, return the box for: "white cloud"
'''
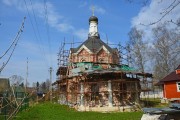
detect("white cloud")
[56,23,74,32]
[19,40,41,53]
[2,0,26,11]
[79,2,106,15]
[89,5,106,15]
[2,0,73,34]
[2,0,14,6]
[0,39,57,84]
[1,0,90,85]
[95,6,106,14]
[132,0,180,28]
[131,0,180,42]
[79,1,87,8]
[73,29,88,40]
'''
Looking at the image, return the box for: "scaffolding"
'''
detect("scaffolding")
[54,39,153,112]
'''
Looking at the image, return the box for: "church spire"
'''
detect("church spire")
[88,6,100,38]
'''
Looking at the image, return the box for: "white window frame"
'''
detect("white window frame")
[176,82,180,92]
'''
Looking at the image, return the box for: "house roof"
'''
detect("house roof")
[71,36,116,54]
[160,65,180,82]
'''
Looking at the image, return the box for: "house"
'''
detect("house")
[160,65,180,101]
[0,77,10,94]
[0,77,10,114]
[54,14,153,112]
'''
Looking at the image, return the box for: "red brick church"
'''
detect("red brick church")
[70,15,119,65]
[54,14,152,112]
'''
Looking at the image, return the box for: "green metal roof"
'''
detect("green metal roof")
[120,65,136,72]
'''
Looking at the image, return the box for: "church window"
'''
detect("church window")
[99,58,104,63]
[81,58,86,62]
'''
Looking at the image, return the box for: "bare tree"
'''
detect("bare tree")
[9,75,24,86]
[128,27,148,73]
[152,23,180,80]
[38,79,51,93]
[45,79,51,91]
[36,81,40,92]
[41,82,46,93]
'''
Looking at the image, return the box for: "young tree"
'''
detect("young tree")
[19,82,24,87]
[128,27,148,73]
[9,75,24,86]
[36,81,39,92]
[41,82,46,93]
[45,79,51,91]
[152,23,180,80]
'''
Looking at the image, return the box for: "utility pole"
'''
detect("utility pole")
[25,57,28,93]
[49,67,53,102]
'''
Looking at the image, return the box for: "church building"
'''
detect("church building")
[54,13,152,112]
[70,15,119,65]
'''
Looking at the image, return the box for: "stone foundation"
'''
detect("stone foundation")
[77,105,138,112]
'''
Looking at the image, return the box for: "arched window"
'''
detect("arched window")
[81,58,86,62]
[99,58,104,63]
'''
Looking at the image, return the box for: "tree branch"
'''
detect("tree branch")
[140,0,180,26]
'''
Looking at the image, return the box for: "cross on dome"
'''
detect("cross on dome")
[91,5,95,16]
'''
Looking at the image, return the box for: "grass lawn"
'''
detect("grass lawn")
[141,98,169,108]
[15,102,143,120]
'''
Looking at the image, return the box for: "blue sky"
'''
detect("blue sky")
[0,0,179,85]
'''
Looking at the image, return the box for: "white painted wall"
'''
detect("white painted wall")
[89,22,98,37]
[140,91,163,98]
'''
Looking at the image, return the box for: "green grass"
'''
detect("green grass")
[15,102,143,120]
[0,115,5,120]
[141,98,169,108]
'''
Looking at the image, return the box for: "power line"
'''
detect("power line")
[23,0,50,68]
[0,19,26,60]
[0,17,26,73]
[44,0,53,68]
[29,0,50,68]
[0,34,19,59]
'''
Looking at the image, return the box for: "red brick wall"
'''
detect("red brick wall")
[97,49,109,63]
[71,48,119,64]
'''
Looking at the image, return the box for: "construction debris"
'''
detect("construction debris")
[141,103,180,120]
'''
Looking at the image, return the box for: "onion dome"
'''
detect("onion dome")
[89,16,98,24]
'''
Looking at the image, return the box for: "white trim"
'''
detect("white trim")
[176,82,180,92]
[176,69,180,74]
[75,45,92,55]
[73,45,110,55]
[96,45,110,54]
